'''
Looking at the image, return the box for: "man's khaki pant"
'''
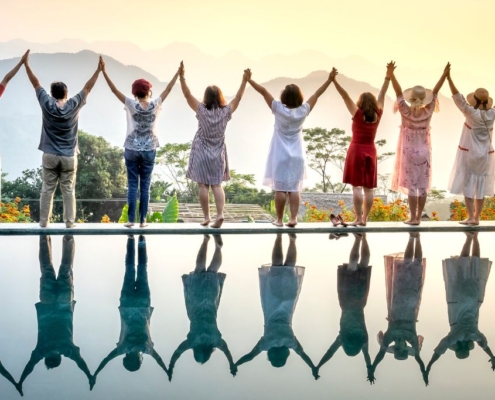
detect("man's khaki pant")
[39,153,77,227]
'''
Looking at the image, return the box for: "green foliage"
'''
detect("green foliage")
[427,187,446,203]
[224,170,272,206]
[1,168,43,200]
[147,212,163,223]
[118,202,139,223]
[150,180,173,202]
[162,194,179,223]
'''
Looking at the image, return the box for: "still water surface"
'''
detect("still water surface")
[0,232,494,399]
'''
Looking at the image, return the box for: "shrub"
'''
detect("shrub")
[0,197,32,223]
[449,197,495,221]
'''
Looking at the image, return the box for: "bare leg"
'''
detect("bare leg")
[404,233,415,259]
[211,184,225,228]
[272,234,284,266]
[207,234,223,272]
[460,197,477,225]
[460,232,473,257]
[286,192,300,227]
[474,199,484,224]
[349,186,364,226]
[198,184,211,226]
[194,235,210,272]
[284,233,297,266]
[273,192,287,227]
[417,196,427,224]
[359,233,370,267]
[472,232,480,257]
[413,233,422,259]
[405,195,419,225]
[348,233,362,271]
[362,187,374,226]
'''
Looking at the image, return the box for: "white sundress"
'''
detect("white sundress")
[263,100,310,192]
[448,93,495,199]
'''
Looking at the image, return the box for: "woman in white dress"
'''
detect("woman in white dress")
[247,69,336,227]
[370,233,427,384]
[235,234,319,378]
[426,232,495,379]
[447,72,495,225]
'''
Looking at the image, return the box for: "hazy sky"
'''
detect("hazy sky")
[1,0,488,67]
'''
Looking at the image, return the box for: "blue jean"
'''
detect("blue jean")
[124,149,156,223]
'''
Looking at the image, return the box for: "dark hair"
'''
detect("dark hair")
[50,82,68,100]
[45,354,62,370]
[193,345,215,364]
[123,352,143,372]
[454,341,473,359]
[267,346,290,368]
[357,92,379,123]
[341,331,367,357]
[203,86,226,110]
[280,84,304,108]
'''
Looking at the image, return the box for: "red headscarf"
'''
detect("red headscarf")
[131,79,152,97]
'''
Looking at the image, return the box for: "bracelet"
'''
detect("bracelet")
[179,77,185,81]
[385,77,391,81]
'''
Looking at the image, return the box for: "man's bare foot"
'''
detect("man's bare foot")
[271,220,284,227]
[211,217,224,228]
[124,222,134,228]
[404,219,420,226]
[459,219,479,226]
[200,219,211,226]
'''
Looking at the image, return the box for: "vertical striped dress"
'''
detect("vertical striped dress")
[187,103,232,185]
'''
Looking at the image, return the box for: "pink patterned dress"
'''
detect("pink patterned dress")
[391,94,438,197]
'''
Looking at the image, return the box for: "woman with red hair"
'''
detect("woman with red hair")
[100,56,180,227]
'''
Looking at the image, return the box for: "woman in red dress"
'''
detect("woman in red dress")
[332,62,394,226]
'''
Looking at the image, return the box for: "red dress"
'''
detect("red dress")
[343,108,382,188]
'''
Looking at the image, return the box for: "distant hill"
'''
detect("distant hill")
[0,50,466,192]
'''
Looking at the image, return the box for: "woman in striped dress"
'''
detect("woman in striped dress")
[180,62,251,228]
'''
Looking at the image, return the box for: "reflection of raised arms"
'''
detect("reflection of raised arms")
[18,351,43,389]
[0,360,23,396]
[332,69,358,117]
[294,339,319,380]
[150,349,169,374]
[66,347,93,387]
[377,61,395,109]
[218,339,238,376]
[1,50,29,89]
[235,339,263,367]
[247,77,274,109]
[228,69,251,113]
[178,61,200,111]
[168,340,192,381]
[317,335,342,370]
[306,69,334,111]
[432,63,451,95]
[93,348,124,380]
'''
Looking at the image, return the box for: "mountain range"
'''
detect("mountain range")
[0,49,466,191]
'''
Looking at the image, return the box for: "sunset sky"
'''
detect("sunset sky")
[1,0,489,70]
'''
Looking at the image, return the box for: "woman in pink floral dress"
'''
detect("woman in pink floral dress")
[390,63,450,225]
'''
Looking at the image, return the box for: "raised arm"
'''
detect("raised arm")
[159,67,181,103]
[24,53,41,90]
[218,339,237,376]
[432,62,451,95]
[447,71,459,95]
[1,50,29,89]
[332,69,359,117]
[390,69,403,97]
[168,340,192,381]
[294,339,319,380]
[228,69,251,113]
[377,61,395,109]
[316,335,342,368]
[362,342,375,384]
[306,69,334,111]
[82,57,102,97]
[247,78,274,109]
[100,56,125,103]
[178,61,200,111]
[235,340,263,367]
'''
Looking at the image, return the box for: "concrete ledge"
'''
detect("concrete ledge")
[0,222,493,236]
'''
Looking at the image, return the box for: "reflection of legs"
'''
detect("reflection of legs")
[135,235,150,306]
[286,192,300,226]
[405,233,415,259]
[195,235,210,273]
[348,233,362,271]
[272,234,284,266]
[350,186,364,226]
[59,156,77,227]
[461,232,473,257]
[472,232,480,257]
[273,192,287,226]
[211,185,225,227]
[362,188,374,225]
[39,235,56,303]
[359,233,370,267]
[198,184,211,225]
[284,233,297,266]
[413,233,422,259]
[207,234,223,272]
[121,236,137,306]
[58,235,75,303]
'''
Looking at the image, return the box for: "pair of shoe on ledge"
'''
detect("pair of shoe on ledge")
[39,222,77,228]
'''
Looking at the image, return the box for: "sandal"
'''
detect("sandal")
[337,214,348,227]
[330,214,340,227]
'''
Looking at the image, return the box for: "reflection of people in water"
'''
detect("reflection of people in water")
[235,234,318,379]
[0,359,21,395]
[19,235,93,393]
[370,232,427,384]
[426,232,495,379]
[168,234,236,380]
[316,233,372,382]
[94,235,167,383]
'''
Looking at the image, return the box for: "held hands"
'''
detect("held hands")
[15,382,23,397]
[179,61,185,78]
[21,49,30,66]
[230,363,238,377]
[329,67,338,81]
[366,365,376,385]
[386,60,396,78]
[98,56,106,73]
[442,62,451,77]
[243,68,252,82]
[312,366,320,380]
[89,374,96,391]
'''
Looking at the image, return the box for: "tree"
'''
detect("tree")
[224,170,272,206]
[427,187,446,203]
[303,127,395,193]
